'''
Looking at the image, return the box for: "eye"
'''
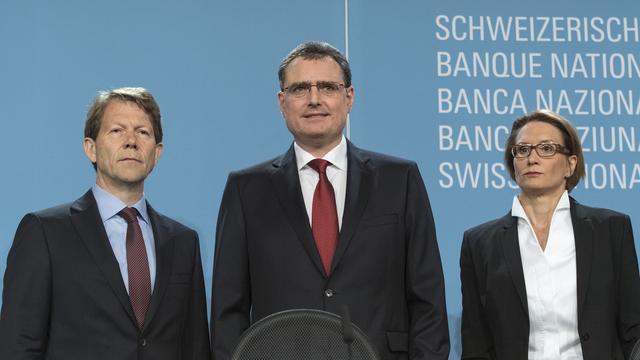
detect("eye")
[538,143,555,153]
[288,84,309,95]
[515,145,530,156]
[318,82,339,92]
[138,129,151,136]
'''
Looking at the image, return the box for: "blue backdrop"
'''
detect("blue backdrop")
[2,1,638,358]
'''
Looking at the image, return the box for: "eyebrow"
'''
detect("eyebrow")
[288,80,339,85]
[107,121,152,130]
[516,139,556,144]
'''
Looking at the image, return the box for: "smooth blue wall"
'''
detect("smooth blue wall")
[2,1,639,358]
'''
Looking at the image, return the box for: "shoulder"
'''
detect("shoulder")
[149,208,197,238]
[18,201,75,230]
[227,154,286,182]
[571,198,631,224]
[11,201,76,249]
[353,145,416,168]
[146,202,199,245]
[31,202,74,220]
[571,198,633,239]
[232,156,281,176]
[463,213,512,244]
[350,145,421,180]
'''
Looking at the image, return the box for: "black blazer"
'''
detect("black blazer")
[460,197,640,360]
[211,141,450,360]
[0,190,211,360]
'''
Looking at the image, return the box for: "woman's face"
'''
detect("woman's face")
[513,121,577,197]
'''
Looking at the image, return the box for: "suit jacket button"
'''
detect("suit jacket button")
[581,333,590,342]
[140,338,147,347]
[324,289,334,298]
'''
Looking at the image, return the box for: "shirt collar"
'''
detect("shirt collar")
[92,184,150,224]
[511,190,570,219]
[294,135,347,171]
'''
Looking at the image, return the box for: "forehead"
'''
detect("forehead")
[101,100,151,126]
[283,57,343,84]
[516,121,564,144]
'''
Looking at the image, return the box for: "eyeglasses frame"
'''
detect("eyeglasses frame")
[511,142,572,158]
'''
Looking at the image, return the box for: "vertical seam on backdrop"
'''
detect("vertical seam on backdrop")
[344,0,351,140]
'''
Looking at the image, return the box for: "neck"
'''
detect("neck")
[296,136,342,158]
[96,179,144,206]
[518,187,565,223]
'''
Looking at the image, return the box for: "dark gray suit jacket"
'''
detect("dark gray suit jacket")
[461,197,640,360]
[0,190,211,360]
[211,141,450,360]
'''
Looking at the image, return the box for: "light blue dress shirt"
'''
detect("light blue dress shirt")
[92,185,157,293]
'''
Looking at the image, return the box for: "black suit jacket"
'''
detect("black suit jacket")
[460,197,640,360]
[0,190,211,360]
[211,141,450,360]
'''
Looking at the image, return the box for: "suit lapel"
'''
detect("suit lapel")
[499,213,529,314]
[142,204,175,331]
[70,190,137,325]
[270,145,327,276]
[330,142,372,273]
[571,198,593,321]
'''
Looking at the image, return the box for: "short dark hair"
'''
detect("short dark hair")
[504,109,585,192]
[278,41,352,89]
[84,87,162,143]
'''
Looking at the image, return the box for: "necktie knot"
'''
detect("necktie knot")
[308,159,331,175]
[119,207,139,224]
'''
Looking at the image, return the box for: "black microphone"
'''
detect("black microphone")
[630,338,640,360]
[340,304,355,344]
[340,305,355,360]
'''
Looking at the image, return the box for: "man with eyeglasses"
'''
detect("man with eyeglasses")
[211,41,450,360]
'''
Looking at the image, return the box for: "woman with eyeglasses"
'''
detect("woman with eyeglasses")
[460,110,640,360]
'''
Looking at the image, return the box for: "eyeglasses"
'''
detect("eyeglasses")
[282,81,346,98]
[511,143,572,158]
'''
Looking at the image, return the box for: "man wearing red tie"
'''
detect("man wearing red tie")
[0,87,211,360]
[211,42,450,360]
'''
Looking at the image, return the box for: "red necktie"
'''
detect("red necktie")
[119,207,151,330]
[308,159,339,275]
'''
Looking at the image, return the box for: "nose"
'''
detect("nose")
[525,150,540,164]
[308,86,320,106]
[124,131,138,149]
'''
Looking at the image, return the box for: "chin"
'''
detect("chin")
[116,172,149,184]
[520,185,565,197]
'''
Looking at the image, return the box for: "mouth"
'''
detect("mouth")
[524,171,542,176]
[303,112,329,119]
[119,157,142,163]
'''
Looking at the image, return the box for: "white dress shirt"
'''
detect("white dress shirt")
[294,136,347,230]
[512,191,583,360]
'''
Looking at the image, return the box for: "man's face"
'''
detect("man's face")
[278,57,354,153]
[83,100,163,192]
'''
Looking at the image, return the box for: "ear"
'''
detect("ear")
[153,142,164,165]
[83,137,97,163]
[345,86,355,113]
[566,154,578,178]
[277,91,286,114]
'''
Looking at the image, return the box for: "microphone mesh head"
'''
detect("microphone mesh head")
[231,309,380,360]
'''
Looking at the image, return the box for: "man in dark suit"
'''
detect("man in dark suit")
[211,42,450,360]
[0,87,211,360]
